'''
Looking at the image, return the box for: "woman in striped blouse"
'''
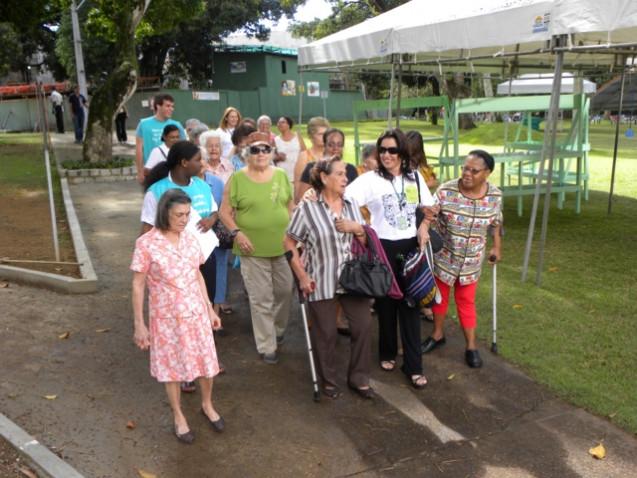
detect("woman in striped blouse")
[285,157,374,400]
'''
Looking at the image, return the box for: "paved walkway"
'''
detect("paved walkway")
[0,135,636,476]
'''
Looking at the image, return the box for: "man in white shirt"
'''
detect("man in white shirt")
[50,86,64,134]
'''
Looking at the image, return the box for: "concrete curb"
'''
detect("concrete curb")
[0,178,98,294]
[0,413,84,478]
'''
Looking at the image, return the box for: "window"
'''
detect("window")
[281,60,287,74]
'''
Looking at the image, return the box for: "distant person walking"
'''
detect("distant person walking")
[68,86,87,143]
[135,94,186,184]
[115,105,128,143]
[50,86,64,134]
[216,107,241,160]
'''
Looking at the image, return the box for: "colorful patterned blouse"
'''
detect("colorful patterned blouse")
[432,179,502,286]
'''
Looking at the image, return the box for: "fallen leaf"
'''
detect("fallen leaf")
[18,465,38,478]
[54,267,63,272]
[43,394,58,400]
[548,266,559,272]
[447,374,456,381]
[137,469,157,478]
[589,443,606,460]
[58,331,70,340]
[0,281,9,288]
[512,304,523,310]
[126,420,137,430]
[95,328,111,333]
[609,412,617,418]
[7,393,18,399]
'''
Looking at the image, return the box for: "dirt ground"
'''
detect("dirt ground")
[0,188,79,278]
[1,178,637,478]
[0,436,38,478]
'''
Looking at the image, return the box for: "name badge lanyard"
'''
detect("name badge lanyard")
[391,175,408,229]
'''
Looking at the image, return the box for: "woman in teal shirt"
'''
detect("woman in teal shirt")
[219,132,294,365]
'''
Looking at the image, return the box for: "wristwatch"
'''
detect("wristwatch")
[230,228,241,238]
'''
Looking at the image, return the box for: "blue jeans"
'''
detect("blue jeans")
[214,248,230,304]
[73,112,84,142]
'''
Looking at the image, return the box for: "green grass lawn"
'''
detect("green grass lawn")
[329,119,637,434]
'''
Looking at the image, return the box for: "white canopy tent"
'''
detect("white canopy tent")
[299,0,637,73]
[298,0,637,285]
[496,74,597,95]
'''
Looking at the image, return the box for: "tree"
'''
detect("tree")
[80,0,304,162]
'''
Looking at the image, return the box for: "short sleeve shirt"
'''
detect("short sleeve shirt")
[345,170,434,240]
[141,174,217,226]
[287,196,365,302]
[432,179,503,286]
[136,116,186,165]
[229,168,292,257]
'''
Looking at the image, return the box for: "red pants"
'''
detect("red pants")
[431,278,478,329]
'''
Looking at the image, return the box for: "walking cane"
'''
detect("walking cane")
[490,255,498,354]
[285,251,321,402]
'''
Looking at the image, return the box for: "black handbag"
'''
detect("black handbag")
[338,232,393,298]
[414,173,443,253]
[212,220,234,250]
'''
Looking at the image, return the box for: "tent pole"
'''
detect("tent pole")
[387,60,395,129]
[608,56,627,215]
[298,71,304,126]
[535,48,564,286]
[396,62,403,128]
[521,37,564,282]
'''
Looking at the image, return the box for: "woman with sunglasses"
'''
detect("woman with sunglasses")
[219,132,294,365]
[346,129,435,389]
[421,150,502,369]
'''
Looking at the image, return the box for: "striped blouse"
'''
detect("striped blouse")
[287,195,365,302]
[432,179,503,286]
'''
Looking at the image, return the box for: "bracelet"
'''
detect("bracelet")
[354,230,365,237]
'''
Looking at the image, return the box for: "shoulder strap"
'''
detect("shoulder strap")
[414,170,422,204]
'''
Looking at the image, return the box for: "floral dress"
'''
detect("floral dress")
[131,228,220,382]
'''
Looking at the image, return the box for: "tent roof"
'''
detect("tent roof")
[298,0,637,74]
[496,73,597,95]
[591,74,637,111]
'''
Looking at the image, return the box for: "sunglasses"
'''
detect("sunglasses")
[249,145,272,155]
[379,146,399,155]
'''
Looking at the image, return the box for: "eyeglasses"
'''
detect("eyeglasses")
[379,146,399,155]
[462,166,486,175]
[326,142,344,148]
[249,145,272,155]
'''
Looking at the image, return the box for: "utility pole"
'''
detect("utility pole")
[70,0,88,99]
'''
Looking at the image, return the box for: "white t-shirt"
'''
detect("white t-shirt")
[216,128,234,160]
[145,143,169,170]
[274,134,301,182]
[346,170,435,241]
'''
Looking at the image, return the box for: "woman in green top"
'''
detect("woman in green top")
[219,132,294,364]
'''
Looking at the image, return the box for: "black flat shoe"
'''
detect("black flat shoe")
[465,349,483,368]
[175,428,195,444]
[348,383,375,400]
[421,336,446,354]
[201,409,225,432]
[322,386,342,399]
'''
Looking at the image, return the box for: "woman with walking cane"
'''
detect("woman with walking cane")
[285,157,374,399]
[421,150,502,368]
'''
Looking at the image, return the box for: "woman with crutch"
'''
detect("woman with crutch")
[421,150,502,368]
[285,157,374,399]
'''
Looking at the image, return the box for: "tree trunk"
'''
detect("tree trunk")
[82,1,149,163]
[429,75,440,125]
[445,73,476,131]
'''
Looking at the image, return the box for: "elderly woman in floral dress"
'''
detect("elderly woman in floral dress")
[132,189,224,444]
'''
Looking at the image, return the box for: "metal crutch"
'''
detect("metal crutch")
[490,255,498,354]
[285,251,321,402]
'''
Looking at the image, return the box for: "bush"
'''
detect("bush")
[61,156,134,170]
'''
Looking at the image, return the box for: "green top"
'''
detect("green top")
[230,168,292,257]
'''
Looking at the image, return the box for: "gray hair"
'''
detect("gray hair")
[257,115,272,126]
[185,118,201,130]
[199,130,222,147]
[189,123,209,143]
[362,143,377,159]
[155,189,191,231]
